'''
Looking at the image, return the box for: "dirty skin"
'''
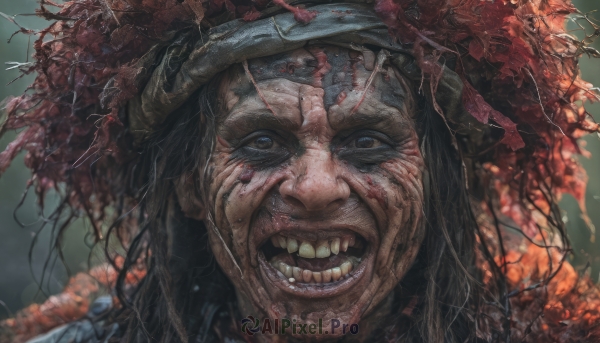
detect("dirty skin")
[180,45,426,342]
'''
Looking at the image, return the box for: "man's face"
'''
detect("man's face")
[204,46,425,339]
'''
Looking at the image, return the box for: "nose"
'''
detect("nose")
[279,148,350,212]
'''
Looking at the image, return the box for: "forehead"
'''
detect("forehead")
[216,45,414,127]
[220,45,412,109]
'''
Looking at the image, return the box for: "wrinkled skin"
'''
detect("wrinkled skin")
[181,46,426,341]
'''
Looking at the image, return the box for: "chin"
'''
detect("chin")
[234,205,386,341]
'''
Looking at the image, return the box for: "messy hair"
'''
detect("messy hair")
[108,81,227,343]
[106,78,505,343]
[1,0,599,342]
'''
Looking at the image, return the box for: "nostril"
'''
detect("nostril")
[281,193,306,209]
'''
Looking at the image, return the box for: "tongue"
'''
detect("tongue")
[297,254,348,271]
[273,252,348,271]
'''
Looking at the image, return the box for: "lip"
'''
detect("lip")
[257,241,373,298]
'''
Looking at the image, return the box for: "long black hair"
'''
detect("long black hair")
[103,75,517,343]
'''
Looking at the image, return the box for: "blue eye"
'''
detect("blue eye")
[253,136,274,149]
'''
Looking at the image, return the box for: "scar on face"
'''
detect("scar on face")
[242,59,277,117]
[241,47,391,120]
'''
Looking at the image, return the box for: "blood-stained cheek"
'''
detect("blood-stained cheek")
[210,162,270,226]
[348,142,423,228]
[239,165,255,184]
[358,158,425,277]
[209,143,266,225]
[379,152,425,205]
[364,175,389,209]
[378,156,425,250]
[208,157,288,263]
[230,167,283,206]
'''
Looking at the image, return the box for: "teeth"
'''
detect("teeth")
[292,267,303,280]
[313,271,322,283]
[271,236,280,248]
[332,267,342,281]
[271,260,356,284]
[278,236,287,249]
[271,234,360,258]
[298,241,316,258]
[340,261,352,276]
[302,269,313,283]
[315,240,331,258]
[331,238,340,255]
[279,263,293,278]
[287,238,299,254]
[341,237,349,252]
[322,269,332,282]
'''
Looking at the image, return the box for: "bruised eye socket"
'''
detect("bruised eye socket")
[231,130,292,169]
[336,130,398,169]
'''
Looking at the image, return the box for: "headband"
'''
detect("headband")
[123,3,483,144]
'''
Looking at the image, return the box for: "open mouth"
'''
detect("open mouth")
[259,231,368,288]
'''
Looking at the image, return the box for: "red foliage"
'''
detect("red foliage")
[0,0,599,340]
[0,256,146,343]
[461,79,525,150]
[501,238,600,342]
[0,0,591,243]
[372,0,598,236]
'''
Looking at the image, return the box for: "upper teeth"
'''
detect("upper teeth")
[270,234,357,259]
[287,238,298,254]
[315,240,330,258]
[299,241,315,258]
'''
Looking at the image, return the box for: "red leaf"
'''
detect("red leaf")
[462,79,525,150]
[489,110,525,151]
[462,78,491,124]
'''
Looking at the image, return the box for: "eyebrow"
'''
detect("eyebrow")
[218,111,301,138]
[330,110,410,133]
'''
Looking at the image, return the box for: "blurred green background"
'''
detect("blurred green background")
[0,0,599,320]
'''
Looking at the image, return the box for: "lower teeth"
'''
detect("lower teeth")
[270,257,360,284]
